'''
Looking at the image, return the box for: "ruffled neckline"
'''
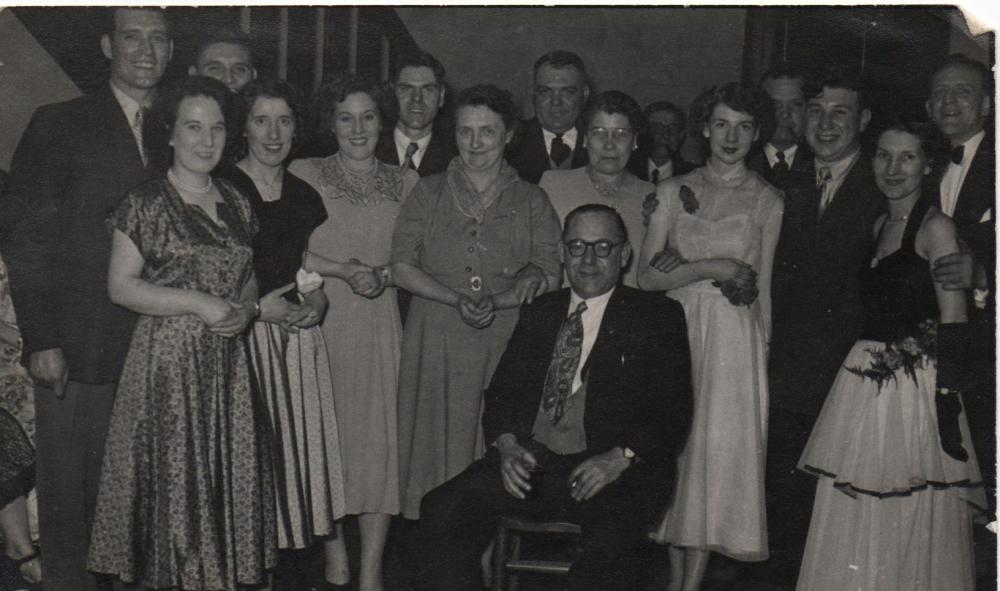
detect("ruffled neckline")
[313,153,407,206]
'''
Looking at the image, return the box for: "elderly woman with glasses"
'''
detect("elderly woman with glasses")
[539,90,654,287]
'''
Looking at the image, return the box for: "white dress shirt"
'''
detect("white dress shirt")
[109,80,147,160]
[542,127,578,159]
[567,287,614,392]
[647,158,674,181]
[764,143,799,169]
[939,130,985,218]
[394,127,433,170]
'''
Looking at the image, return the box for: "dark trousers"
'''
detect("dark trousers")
[35,380,116,591]
[414,449,665,591]
[751,408,818,586]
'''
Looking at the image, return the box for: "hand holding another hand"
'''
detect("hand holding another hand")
[456,294,495,329]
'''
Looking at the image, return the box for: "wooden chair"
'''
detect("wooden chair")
[491,515,582,591]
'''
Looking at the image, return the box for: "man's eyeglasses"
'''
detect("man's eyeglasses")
[587,127,633,143]
[564,239,624,258]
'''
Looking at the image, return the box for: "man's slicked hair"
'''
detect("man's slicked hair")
[804,64,868,111]
[563,203,628,244]
[533,50,590,89]
[391,50,446,85]
[192,27,254,66]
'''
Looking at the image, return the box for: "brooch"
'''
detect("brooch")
[679,185,699,214]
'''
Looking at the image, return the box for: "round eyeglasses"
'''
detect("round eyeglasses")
[564,239,624,258]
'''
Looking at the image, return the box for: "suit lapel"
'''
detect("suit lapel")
[375,132,400,166]
[93,86,148,177]
[952,137,995,225]
[571,124,589,168]
[580,288,628,384]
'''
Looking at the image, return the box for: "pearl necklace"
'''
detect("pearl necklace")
[586,167,622,199]
[168,169,213,194]
[886,213,909,223]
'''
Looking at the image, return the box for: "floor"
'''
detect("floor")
[273,516,998,590]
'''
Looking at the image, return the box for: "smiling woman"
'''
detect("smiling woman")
[87,76,276,591]
[288,74,419,590]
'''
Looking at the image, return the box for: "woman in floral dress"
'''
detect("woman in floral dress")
[88,77,275,590]
[639,83,782,591]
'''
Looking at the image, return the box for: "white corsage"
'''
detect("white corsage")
[296,267,324,293]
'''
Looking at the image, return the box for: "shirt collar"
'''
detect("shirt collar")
[109,80,146,125]
[815,148,860,183]
[956,130,985,167]
[569,286,614,317]
[394,126,433,153]
[764,142,798,165]
[542,126,578,152]
[648,158,674,178]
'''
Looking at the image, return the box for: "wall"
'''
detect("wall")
[0,8,81,170]
[395,6,746,119]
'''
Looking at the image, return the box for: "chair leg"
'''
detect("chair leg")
[507,533,521,591]
[492,525,510,591]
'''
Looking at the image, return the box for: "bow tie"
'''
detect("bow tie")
[950,144,965,165]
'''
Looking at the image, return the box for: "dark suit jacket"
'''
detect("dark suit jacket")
[768,153,885,417]
[746,142,813,191]
[0,84,155,383]
[625,152,697,182]
[482,286,693,479]
[507,119,588,184]
[375,125,456,178]
[950,134,996,316]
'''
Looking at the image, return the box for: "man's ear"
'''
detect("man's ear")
[925,98,933,120]
[619,242,632,269]
[252,67,259,81]
[859,108,872,133]
[101,34,113,60]
[559,241,567,265]
[980,94,991,119]
[188,65,198,77]
[438,85,446,108]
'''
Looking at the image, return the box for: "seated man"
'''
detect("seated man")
[415,204,693,590]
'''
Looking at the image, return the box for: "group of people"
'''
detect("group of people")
[0,6,993,591]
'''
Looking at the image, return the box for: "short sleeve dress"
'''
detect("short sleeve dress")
[219,165,346,549]
[391,159,562,519]
[88,178,277,591]
[648,165,783,562]
[290,154,418,516]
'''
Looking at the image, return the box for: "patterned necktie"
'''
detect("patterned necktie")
[133,107,148,167]
[542,301,587,424]
[816,166,833,219]
[950,144,965,165]
[772,150,789,175]
[650,168,660,184]
[550,133,571,166]
[402,142,419,171]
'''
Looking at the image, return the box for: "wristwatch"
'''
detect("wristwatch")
[621,446,637,464]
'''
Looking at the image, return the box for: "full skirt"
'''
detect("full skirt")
[248,321,346,549]
[651,286,769,561]
[795,340,985,590]
[88,316,277,590]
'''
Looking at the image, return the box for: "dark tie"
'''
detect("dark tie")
[542,301,587,424]
[816,166,834,219]
[133,107,148,167]
[772,150,789,175]
[550,134,571,166]
[402,142,419,170]
[950,144,965,165]
[650,168,660,184]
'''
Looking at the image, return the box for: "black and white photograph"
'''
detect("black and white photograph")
[0,4,995,590]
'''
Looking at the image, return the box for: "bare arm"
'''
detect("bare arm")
[918,212,967,324]
[108,229,230,323]
[303,250,372,282]
[636,182,752,291]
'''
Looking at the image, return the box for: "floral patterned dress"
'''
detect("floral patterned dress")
[88,179,276,591]
[0,250,34,505]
